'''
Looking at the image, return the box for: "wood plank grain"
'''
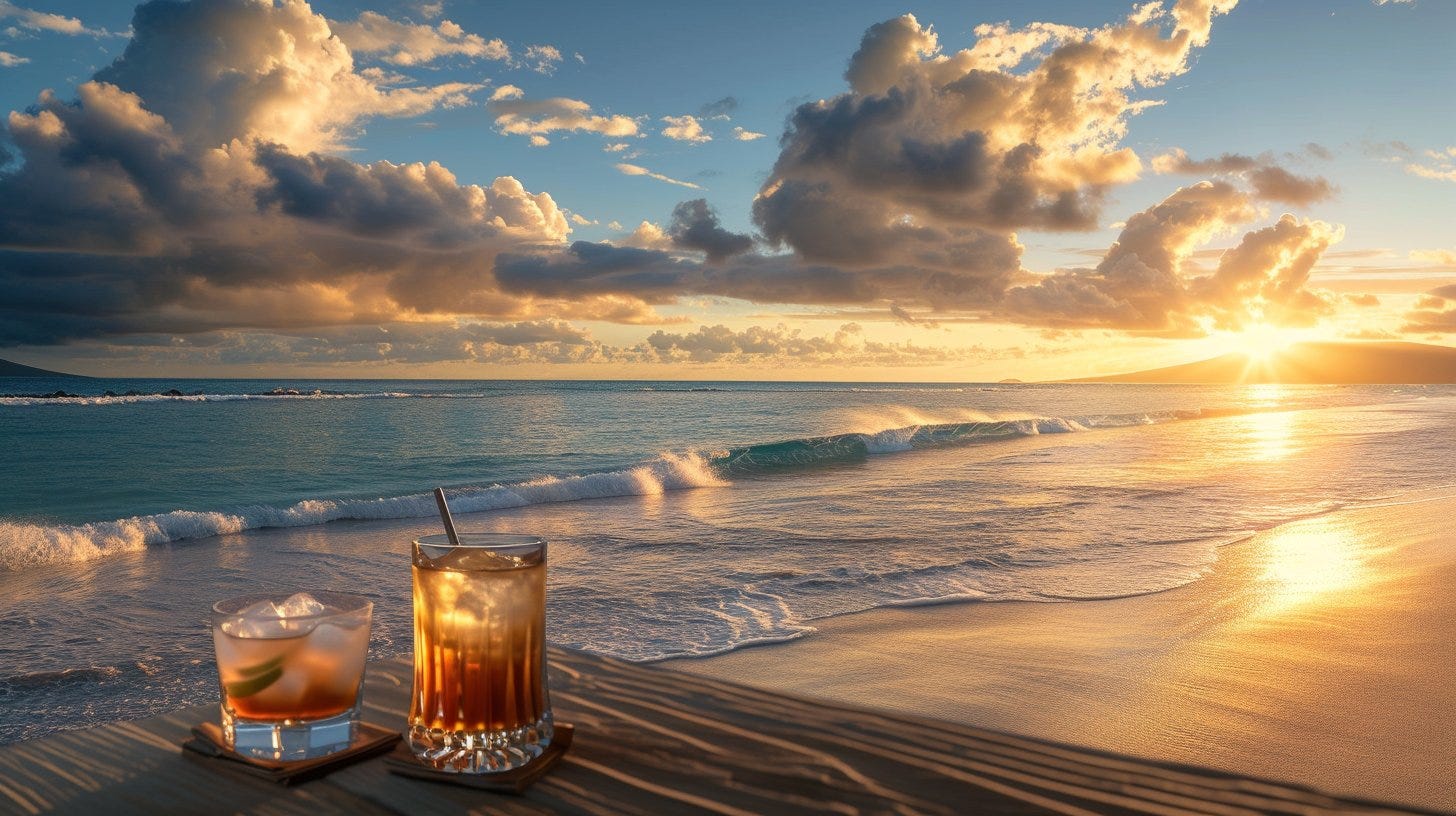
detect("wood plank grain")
[0,648,1440,816]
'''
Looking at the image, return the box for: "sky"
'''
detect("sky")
[0,0,1453,381]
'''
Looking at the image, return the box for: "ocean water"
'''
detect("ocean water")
[2,377,1454,744]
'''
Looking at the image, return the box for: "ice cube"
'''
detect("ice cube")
[222,595,325,638]
[275,593,328,618]
[239,600,284,619]
[305,622,368,695]
[224,613,294,639]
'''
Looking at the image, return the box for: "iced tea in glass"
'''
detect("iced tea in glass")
[211,591,373,760]
[409,533,552,772]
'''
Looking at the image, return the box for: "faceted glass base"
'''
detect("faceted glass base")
[222,704,360,761]
[408,711,554,773]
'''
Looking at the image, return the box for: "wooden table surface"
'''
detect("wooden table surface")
[0,647,1442,815]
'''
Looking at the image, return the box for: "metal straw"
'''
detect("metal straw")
[432,487,460,545]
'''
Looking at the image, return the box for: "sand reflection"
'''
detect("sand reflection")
[1251,514,1365,615]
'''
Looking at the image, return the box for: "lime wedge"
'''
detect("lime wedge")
[225,665,283,698]
[237,655,284,678]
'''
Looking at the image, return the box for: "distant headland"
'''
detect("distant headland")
[0,358,84,378]
[1068,341,1456,384]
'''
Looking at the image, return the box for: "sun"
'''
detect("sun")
[1221,323,1314,362]
[1211,323,1327,383]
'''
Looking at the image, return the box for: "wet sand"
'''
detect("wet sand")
[669,492,1456,811]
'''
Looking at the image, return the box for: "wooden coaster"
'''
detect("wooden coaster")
[383,724,573,794]
[181,721,401,785]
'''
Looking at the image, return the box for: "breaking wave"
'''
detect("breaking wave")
[0,408,1242,571]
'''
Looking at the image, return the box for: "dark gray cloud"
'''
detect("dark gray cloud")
[1152,149,1336,205]
[667,200,753,262]
[888,303,942,329]
[698,96,738,118]
[494,224,1021,309]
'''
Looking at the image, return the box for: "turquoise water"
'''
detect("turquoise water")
[2,378,1453,743]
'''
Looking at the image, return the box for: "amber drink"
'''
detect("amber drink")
[409,533,552,772]
[211,591,372,760]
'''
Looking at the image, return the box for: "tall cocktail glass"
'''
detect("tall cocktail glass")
[211,591,373,760]
[409,533,553,772]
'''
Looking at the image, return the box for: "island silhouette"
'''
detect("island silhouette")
[1068,341,1456,384]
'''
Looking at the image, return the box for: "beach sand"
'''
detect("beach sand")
[669,491,1456,812]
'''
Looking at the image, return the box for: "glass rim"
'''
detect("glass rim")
[413,533,546,550]
[211,590,373,622]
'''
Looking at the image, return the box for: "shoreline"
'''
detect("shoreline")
[666,491,1456,812]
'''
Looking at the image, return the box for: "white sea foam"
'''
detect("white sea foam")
[0,453,725,571]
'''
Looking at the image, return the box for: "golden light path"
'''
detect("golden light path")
[1236,383,1296,461]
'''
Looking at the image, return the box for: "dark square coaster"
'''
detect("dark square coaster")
[181,721,401,785]
[383,724,573,794]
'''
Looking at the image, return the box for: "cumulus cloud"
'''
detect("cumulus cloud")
[1152,148,1335,205]
[618,221,672,250]
[0,0,112,36]
[752,2,1239,268]
[330,11,509,66]
[661,114,711,143]
[0,50,28,66]
[1003,182,1341,335]
[488,95,638,141]
[94,0,483,154]
[0,0,704,347]
[615,163,702,189]
[732,126,766,141]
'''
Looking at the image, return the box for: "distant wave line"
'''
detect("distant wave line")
[0,391,499,406]
[2,384,1008,406]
